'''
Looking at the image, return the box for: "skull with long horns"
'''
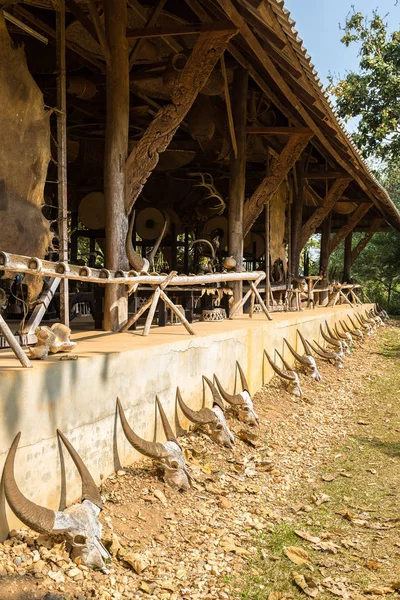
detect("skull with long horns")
[325,322,350,355]
[309,340,344,369]
[213,363,259,426]
[283,332,322,381]
[177,381,235,448]
[265,349,303,397]
[3,431,110,571]
[117,397,192,491]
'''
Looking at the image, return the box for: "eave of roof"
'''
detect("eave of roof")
[230,0,400,231]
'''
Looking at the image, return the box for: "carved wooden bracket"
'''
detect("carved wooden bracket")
[243,132,312,237]
[329,202,373,254]
[125,26,237,215]
[299,177,351,249]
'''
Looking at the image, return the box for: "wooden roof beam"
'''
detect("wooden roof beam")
[329,203,373,254]
[247,126,312,135]
[129,0,167,69]
[306,170,348,179]
[299,178,351,248]
[243,131,313,237]
[126,21,238,40]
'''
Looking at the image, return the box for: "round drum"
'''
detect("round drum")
[136,207,167,241]
[78,191,105,230]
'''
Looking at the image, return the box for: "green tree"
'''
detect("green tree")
[328,9,400,162]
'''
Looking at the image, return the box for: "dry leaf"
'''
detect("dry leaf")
[293,572,319,597]
[284,546,311,565]
[312,541,340,554]
[365,560,381,570]
[365,587,395,595]
[322,578,350,599]
[268,593,286,600]
[295,530,321,544]
[312,493,332,506]
[322,474,336,482]
[237,430,259,447]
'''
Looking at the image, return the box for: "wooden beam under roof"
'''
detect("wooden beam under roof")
[247,126,312,135]
[129,0,167,68]
[126,21,238,40]
[127,0,182,53]
[351,218,385,263]
[305,169,348,179]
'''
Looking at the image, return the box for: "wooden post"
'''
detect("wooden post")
[265,203,270,308]
[319,212,332,304]
[291,159,305,276]
[103,0,129,331]
[56,1,69,327]
[329,203,372,254]
[228,67,248,311]
[0,315,32,368]
[343,231,352,282]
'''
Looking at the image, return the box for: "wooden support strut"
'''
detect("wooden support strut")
[329,203,373,254]
[0,314,32,368]
[351,219,384,264]
[299,178,351,249]
[125,26,238,215]
[243,132,312,237]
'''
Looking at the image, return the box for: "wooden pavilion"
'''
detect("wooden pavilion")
[0,0,399,335]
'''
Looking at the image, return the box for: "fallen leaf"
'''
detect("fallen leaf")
[365,561,381,570]
[322,474,336,482]
[322,578,350,599]
[312,541,340,554]
[312,493,332,506]
[284,546,311,565]
[293,572,319,597]
[295,530,321,544]
[364,587,395,595]
[237,429,259,447]
[153,489,167,506]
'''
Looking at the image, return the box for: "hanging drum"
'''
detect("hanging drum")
[136,207,168,241]
[78,191,105,230]
[244,233,265,260]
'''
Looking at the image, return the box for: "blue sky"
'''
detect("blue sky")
[283,1,399,87]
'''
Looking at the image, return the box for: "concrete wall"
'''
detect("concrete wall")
[0,305,371,534]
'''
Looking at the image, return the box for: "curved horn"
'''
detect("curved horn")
[203,376,225,412]
[355,314,368,330]
[284,338,308,365]
[57,430,103,509]
[3,433,56,533]
[320,325,341,347]
[313,340,337,359]
[155,396,176,442]
[325,321,339,341]
[276,349,293,373]
[176,387,216,425]
[214,375,244,406]
[297,330,312,355]
[340,320,351,333]
[264,350,295,381]
[190,239,216,261]
[236,362,249,392]
[147,213,169,266]
[334,324,347,341]
[117,398,169,459]
[126,211,149,273]
[348,315,360,330]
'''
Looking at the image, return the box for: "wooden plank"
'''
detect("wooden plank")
[329,203,373,254]
[228,67,248,310]
[247,126,312,135]
[127,0,182,53]
[56,2,69,328]
[291,157,305,276]
[126,21,237,40]
[243,132,312,237]
[125,27,238,215]
[65,0,99,44]
[299,178,351,248]
[103,0,129,331]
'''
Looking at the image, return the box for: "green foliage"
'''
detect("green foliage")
[328,9,400,161]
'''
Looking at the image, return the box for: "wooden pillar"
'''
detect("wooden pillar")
[319,212,332,304]
[228,67,248,310]
[290,159,305,276]
[264,203,270,308]
[56,1,69,327]
[343,231,352,282]
[103,0,129,331]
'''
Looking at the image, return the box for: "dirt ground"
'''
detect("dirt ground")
[0,320,399,600]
